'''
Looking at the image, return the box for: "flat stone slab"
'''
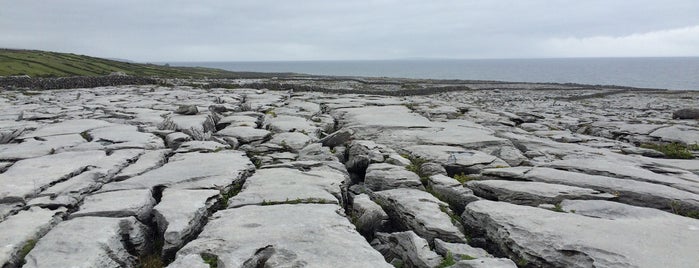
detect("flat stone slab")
[215,126,271,144]
[405,145,509,174]
[266,115,319,136]
[19,119,113,139]
[0,207,66,267]
[114,149,170,180]
[545,157,699,194]
[467,180,615,206]
[100,151,254,191]
[487,167,699,213]
[374,188,467,243]
[23,216,148,268]
[0,134,86,160]
[153,189,220,256]
[169,204,391,268]
[0,150,110,203]
[649,125,699,145]
[462,200,699,268]
[364,163,424,191]
[88,124,164,150]
[228,163,346,208]
[71,189,155,222]
[268,132,313,152]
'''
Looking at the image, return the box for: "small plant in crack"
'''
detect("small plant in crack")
[404,155,428,185]
[200,253,219,268]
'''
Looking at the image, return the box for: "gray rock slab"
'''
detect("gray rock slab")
[364,163,424,191]
[174,140,228,153]
[88,124,165,150]
[434,238,492,260]
[650,125,699,145]
[114,149,170,180]
[23,216,149,268]
[462,200,699,268]
[170,204,391,268]
[491,167,699,213]
[19,119,113,139]
[374,188,466,243]
[28,169,108,208]
[319,128,354,147]
[268,132,313,152]
[215,126,271,144]
[159,114,217,141]
[218,115,259,127]
[0,150,110,203]
[228,164,346,208]
[374,231,443,268]
[428,174,480,214]
[351,193,389,236]
[153,189,220,256]
[0,207,66,267]
[100,151,254,191]
[0,134,85,160]
[405,145,509,174]
[71,189,155,222]
[467,180,615,206]
[266,115,319,136]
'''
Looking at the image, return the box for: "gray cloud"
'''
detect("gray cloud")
[1,0,698,61]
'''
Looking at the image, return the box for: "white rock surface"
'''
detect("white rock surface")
[170,204,391,268]
[462,200,699,268]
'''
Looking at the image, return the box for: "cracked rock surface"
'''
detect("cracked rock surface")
[0,81,698,267]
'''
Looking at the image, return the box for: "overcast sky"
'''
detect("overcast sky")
[2,0,699,62]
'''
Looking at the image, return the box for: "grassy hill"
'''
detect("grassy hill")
[0,49,285,78]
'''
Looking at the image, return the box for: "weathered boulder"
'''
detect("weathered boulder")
[175,104,199,115]
[672,108,699,119]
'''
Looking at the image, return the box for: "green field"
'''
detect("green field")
[0,49,276,78]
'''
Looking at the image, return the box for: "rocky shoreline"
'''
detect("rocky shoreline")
[0,78,698,267]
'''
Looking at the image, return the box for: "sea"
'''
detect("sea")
[171,57,699,90]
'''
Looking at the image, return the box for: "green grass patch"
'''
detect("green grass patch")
[453,173,476,184]
[219,183,243,208]
[18,239,37,265]
[200,253,218,268]
[0,48,271,79]
[640,143,696,159]
[437,252,456,268]
[404,155,429,185]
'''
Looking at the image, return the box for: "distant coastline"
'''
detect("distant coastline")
[169,57,699,90]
